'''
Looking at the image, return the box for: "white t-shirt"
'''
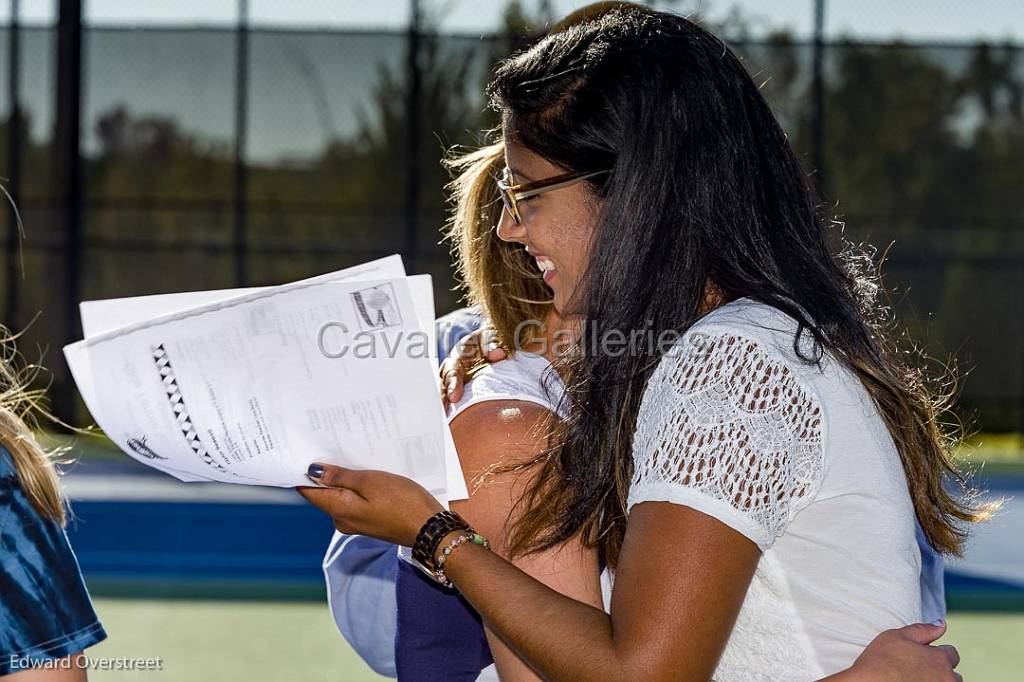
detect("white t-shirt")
[627,298,922,679]
[446,350,568,423]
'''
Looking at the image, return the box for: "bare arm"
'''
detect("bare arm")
[448,401,603,681]
[435,500,759,681]
[301,471,962,681]
[305,460,759,681]
[414,504,961,682]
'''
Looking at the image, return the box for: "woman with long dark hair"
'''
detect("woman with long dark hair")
[328,138,949,680]
[303,5,985,679]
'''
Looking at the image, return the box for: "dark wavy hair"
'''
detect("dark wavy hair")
[486,3,994,568]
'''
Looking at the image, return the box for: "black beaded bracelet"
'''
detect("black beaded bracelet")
[412,510,470,571]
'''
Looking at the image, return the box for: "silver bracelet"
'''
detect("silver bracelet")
[433,531,491,588]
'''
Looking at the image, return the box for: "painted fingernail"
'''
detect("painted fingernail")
[307,463,324,479]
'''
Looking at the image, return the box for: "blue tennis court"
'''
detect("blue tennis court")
[64,454,1024,607]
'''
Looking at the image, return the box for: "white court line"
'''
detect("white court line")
[62,474,304,505]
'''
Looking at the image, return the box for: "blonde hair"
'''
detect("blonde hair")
[441,140,552,351]
[0,327,66,524]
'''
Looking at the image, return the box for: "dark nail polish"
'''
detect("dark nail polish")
[307,463,324,479]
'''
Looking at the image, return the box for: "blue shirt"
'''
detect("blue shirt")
[323,307,946,678]
[1,446,107,674]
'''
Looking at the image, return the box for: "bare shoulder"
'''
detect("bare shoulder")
[448,399,599,598]
[449,399,555,476]
[448,399,556,540]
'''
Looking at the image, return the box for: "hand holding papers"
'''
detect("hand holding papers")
[63,256,468,503]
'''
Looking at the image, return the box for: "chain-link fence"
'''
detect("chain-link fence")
[0,3,1021,433]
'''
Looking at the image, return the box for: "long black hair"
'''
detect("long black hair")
[486,3,991,567]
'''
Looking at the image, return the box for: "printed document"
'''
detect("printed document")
[63,256,468,502]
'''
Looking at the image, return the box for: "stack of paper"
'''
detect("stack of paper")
[63,255,468,505]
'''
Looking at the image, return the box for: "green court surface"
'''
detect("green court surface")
[87,598,387,681]
[84,599,1020,681]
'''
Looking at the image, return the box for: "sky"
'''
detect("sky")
[1,0,1022,42]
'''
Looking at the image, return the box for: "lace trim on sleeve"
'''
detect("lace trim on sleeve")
[627,331,824,550]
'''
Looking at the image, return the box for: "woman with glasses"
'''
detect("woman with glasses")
[310,4,981,680]
[324,138,951,681]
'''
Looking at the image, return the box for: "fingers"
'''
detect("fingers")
[439,359,453,401]
[443,343,480,403]
[306,462,365,494]
[441,334,482,404]
[935,644,960,669]
[478,326,506,361]
[296,484,365,521]
[483,338,508,362]
[441,360,465,404]
[296,485,321,504]
[897,619,947,645]
[441,327,507,405]
[297,485,337,509]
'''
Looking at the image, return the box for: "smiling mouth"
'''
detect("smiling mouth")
[534,256,557,283]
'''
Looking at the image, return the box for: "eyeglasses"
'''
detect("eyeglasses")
[495,166,611,225]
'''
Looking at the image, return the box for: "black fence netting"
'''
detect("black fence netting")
[0,19,1021,431]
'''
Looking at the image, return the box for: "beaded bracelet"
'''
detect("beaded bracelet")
[433,531,491,588]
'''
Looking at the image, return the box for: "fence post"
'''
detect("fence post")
[404,0,422,273]
[811,0,827,197]
[53,0,83,425]
[233,0,249,286]
[5,0,21,329]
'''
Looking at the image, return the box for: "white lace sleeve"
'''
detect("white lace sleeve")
[627,331,824,550]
